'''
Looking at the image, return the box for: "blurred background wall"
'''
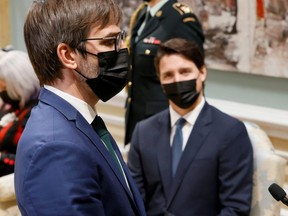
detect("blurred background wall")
[3,0,287,111]
[1,0,287,152]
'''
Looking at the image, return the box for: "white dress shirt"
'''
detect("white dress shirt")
[169,96,205,150]
[44,85,97,124]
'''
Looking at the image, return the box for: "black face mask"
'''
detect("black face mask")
[0,91,19,110]
[75,48,129,102]
[162,79,200,109]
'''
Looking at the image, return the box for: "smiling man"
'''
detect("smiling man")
[128,38,253,216]
[14,0,146,215]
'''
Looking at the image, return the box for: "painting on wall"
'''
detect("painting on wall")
[118,0,288,79]
[251,0,288,78]
[180,0,248,72]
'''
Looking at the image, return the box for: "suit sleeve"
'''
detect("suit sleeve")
[127,123,146,202]
[217,121,253,216]
[20,141,105,216]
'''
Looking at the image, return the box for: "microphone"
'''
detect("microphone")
[268,183,288,206]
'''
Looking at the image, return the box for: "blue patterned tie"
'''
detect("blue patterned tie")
[172,118,186,176]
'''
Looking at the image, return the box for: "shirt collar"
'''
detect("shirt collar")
[148,0,169,17]
[44,85,97,124]
[170,96,205,128]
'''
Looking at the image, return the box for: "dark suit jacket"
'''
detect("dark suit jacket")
[15,88,146,216]
[125,0,205,144]
[128,102,253,216]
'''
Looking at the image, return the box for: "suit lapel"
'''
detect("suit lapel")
[166,103,213,206]
[132,6,147,35]
[109,134,137,197]
[156,110,173,200]
[116,146,146,215]
[76,117,145,214]
[75,116,135,198]
[137,18,160,42]
[131,6,148,45]
[39,88,133,201]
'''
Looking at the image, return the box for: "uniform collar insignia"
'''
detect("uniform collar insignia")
[156,10,162,17]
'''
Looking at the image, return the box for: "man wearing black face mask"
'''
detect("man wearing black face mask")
[127,38,253,216]
[124,0,205,145]
[14,1,146,216]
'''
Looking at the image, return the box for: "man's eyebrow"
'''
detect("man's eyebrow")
[101,31,120,38]
[179,67,193,72]
[161,70,173,76]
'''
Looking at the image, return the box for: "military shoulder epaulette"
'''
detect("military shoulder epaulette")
[172,2,193,15]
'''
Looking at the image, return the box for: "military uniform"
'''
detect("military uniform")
[125,0,205,144]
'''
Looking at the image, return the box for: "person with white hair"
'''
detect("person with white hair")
[0,49,40,177]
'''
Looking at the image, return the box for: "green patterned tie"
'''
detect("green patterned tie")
[92,116,122,173]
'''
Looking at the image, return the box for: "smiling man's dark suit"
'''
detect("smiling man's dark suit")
[15,88,146,216]
[125,0,205,144]
[128,101,253,216]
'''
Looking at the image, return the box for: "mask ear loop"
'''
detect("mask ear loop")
[198,66,207,94]
[74,69,89,80]
[76,47,99,58]
[74,48,101,80]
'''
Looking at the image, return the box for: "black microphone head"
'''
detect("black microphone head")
[268,183,286,201]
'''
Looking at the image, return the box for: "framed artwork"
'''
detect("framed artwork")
[118,0,288,78]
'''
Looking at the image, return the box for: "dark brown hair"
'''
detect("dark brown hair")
[154,38,205,76]
[24,0,122,85]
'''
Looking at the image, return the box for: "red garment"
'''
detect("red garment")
[0,100,38,177]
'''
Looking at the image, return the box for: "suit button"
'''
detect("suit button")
[128,81,132,87]
[128,97,131,103]
[145,49,151,55]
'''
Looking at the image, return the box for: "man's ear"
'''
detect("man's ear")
[200,66,207,82]
[57,43,78,69]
